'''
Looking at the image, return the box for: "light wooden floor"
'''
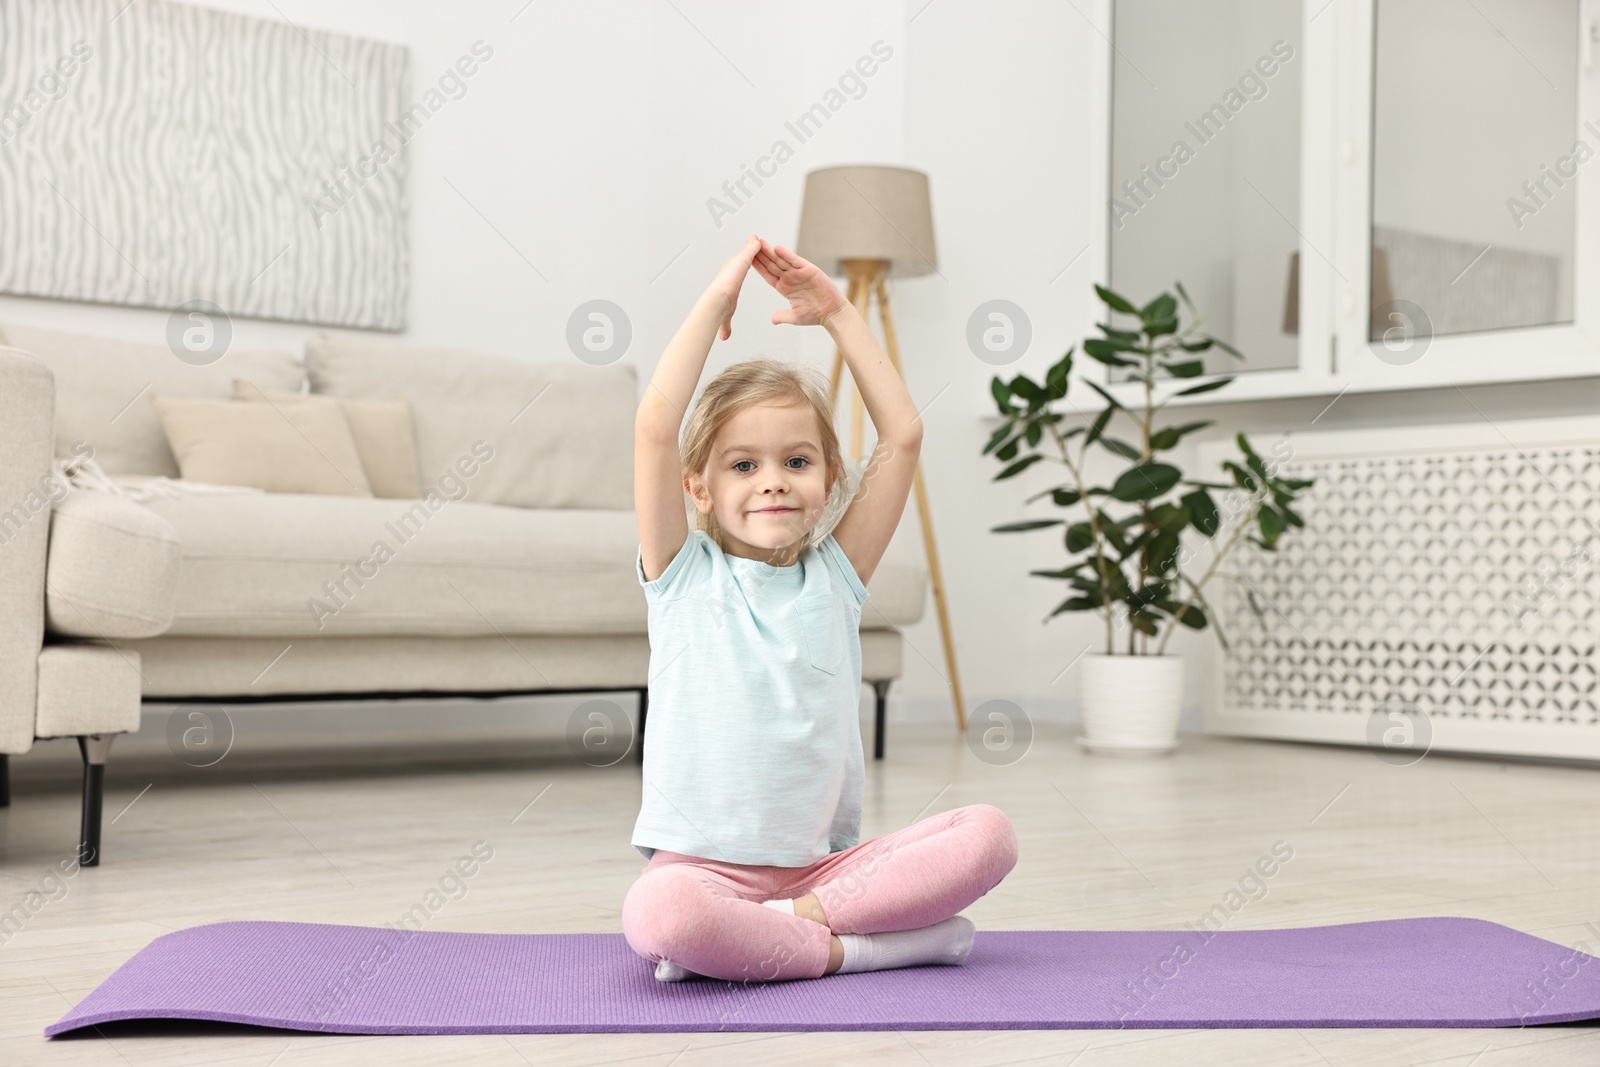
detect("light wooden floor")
[2,714,1598,1066]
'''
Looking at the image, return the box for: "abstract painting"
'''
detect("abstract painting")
[0,0,411,330]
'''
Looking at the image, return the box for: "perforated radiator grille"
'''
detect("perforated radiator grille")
[1207,428,1600,754]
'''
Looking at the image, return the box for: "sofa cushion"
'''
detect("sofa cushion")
[132,493,927,639]
[46,489,182,639]
[0,320,304,477]
[234,380,422,499]
[149,393,374,497]
[304,331,635,510]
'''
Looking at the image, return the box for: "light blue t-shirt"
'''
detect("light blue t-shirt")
[632,528,870,867]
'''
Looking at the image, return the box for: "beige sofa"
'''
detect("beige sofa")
[0,322,928,865]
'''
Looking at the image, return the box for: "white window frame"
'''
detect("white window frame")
[1078,0,1600,412]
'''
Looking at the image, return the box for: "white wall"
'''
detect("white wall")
[5,0,1600,750]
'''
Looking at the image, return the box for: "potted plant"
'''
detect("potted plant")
[983,281,1314,756]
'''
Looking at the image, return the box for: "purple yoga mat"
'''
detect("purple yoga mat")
[46,916,1600,1035]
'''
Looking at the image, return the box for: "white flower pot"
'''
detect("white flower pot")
[1076,652,1184,756]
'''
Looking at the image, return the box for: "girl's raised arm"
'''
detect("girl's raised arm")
[636,235,762,582]
[754,240,922,587]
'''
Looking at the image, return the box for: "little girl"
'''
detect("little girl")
[622,234,1018,983]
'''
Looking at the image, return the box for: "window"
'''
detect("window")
[1108,0,1303,379]
[1088,0,1600,406]
[1371,0,1577,341]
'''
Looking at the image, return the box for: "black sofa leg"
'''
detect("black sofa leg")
[872,679,891,760]
[77,734,114,867]
[636,687,648,765]
[0,753,9,807]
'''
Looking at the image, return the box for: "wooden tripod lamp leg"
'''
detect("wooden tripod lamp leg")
[874,274,966,733]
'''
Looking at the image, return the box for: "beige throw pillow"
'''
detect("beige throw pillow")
[233,380,422,499]
[148,393,374,497]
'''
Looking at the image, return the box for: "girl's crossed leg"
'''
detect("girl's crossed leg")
[621,803,1018,982]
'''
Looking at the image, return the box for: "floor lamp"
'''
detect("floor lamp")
[795,164,966,733]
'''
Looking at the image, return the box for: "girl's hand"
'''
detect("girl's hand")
[705,234,762,341]
[754,239,847,327]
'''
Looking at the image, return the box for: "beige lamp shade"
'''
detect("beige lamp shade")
[795,165,938,279]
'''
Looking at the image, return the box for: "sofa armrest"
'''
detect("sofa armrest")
[47,490,181,639]
[0,345,57,755]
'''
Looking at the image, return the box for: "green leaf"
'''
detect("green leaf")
[1095,284,1139,315]
[994,453,1045,480]
[1149,420,1213,451]
[1025,420,1042,447]
[1098,325,1142,344]
[983,420,1014,455]
[1024,481,1075,505]
[991,519,1063,533]
[1222,459,1257,492]
[1048,596,1101,618]
[1093,331,1140,352]
[1069,574,1104,593]
[1173,376,1234,397]
[995,436,1021,461]
[1110,462,1182,502]
[1139,292,1177,323]
[1084,339,1139,366]
[1167,602,1207,629]
[1179,338,1214,352]
[1258,506,1284,542]
[1080,377,1124,410]
[1083,407,1115,448]
[1128,581,1169,609]
[1210,335,1246,360]
[1160,360,1206,379]
[1173,279,1197,317]
[1096,509,1129,554]
[1065,522,1096,553]
[1051,488,1083,507]
[1143,315,1180,339]
[1147,500,1187,526]
[1239,435,1270,483]
[1181,489,1220,537]
[1009,375,1045,409]
[1098,435,1143,461]
[990,376,1013,411]
[1045,349,1072,399]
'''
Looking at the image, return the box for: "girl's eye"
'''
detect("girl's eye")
[732,457,809,474]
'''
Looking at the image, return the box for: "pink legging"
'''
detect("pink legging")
[622,802,1018,983]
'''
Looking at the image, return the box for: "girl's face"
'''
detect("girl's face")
[687,401,833,566]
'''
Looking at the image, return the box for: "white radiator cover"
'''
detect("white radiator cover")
[1196,414,1600,763]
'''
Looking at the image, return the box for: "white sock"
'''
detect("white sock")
[655,899,797,982]
[835,915,976,974]
[654,958,697,982]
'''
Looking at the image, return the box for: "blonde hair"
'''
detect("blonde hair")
[680,358,848,558]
